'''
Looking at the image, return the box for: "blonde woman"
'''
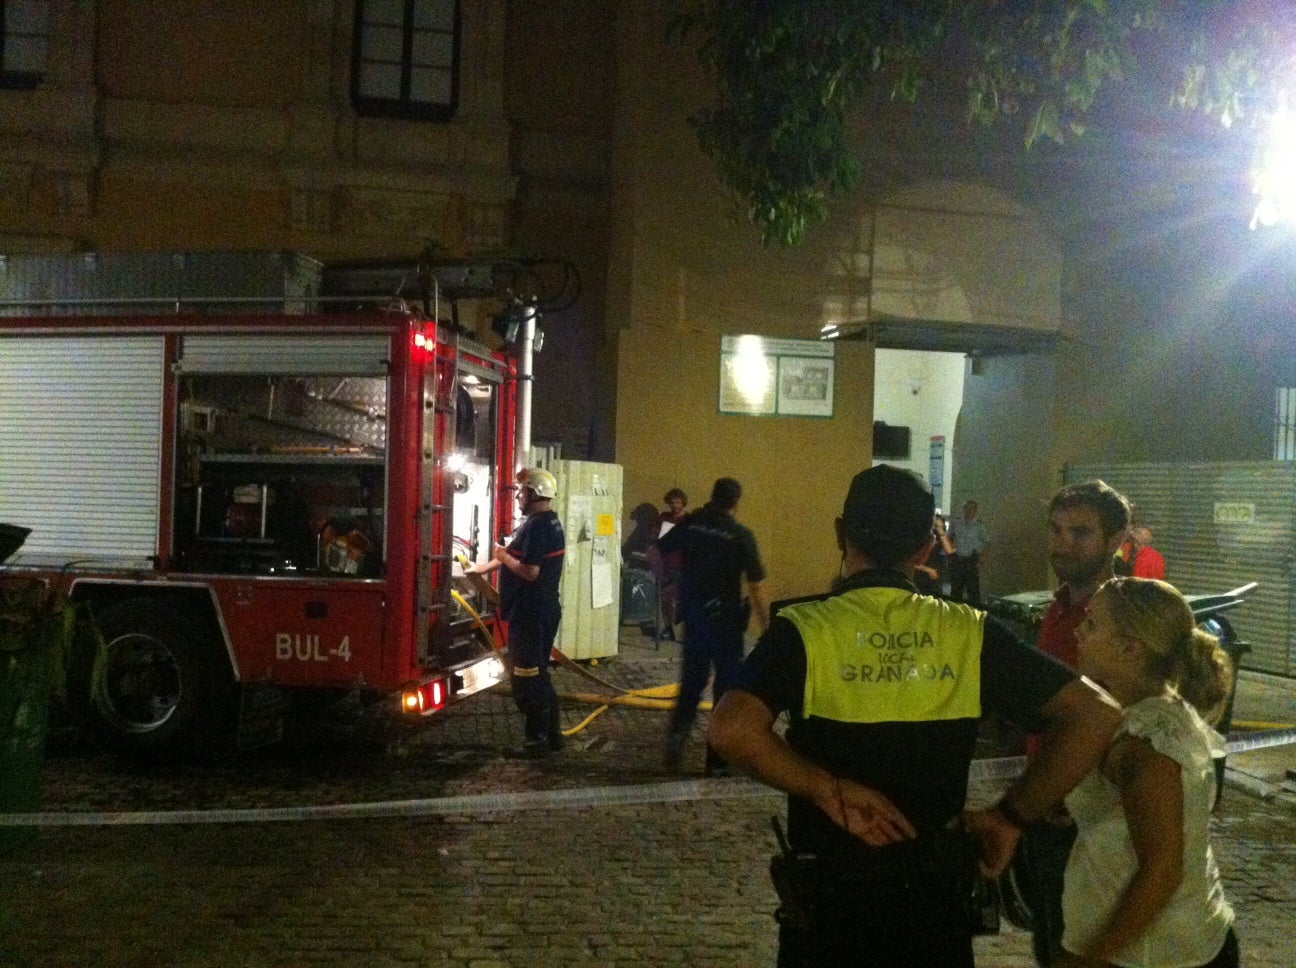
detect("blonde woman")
[1057,577,1238,968]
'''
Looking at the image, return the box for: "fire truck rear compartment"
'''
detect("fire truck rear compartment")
[0,257,524,760]
[175,374,388,578]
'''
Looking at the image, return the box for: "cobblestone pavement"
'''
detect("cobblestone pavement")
[2,628,1294,967]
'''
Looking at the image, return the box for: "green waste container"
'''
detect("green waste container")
[1,527,57,854]
[0,636,51,853]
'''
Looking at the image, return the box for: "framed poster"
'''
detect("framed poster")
[777,355,834,417]
[719,338,777,414]
[719,335,835,417]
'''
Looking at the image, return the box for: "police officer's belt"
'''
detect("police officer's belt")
[771,820,995,934]
[810,824,977,894]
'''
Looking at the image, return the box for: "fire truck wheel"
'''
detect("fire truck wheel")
[83,599,235,761]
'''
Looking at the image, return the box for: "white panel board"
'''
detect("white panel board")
[551,459,623,661]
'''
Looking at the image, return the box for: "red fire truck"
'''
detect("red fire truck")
[0,253,569,759]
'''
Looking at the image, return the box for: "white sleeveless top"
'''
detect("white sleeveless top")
[1062,694,1234,967]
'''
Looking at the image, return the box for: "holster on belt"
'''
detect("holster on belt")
[769,817,818,931]
[701,596,750,629]
[767,817,999,936]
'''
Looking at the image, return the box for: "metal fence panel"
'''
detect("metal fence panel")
[1066,462,1295,677]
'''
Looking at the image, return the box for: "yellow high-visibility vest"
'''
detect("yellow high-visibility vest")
[780,587,984,723]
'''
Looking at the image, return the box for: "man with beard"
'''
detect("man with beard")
[1018,479,1132,966]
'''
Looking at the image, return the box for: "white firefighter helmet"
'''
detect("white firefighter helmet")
[517,466,558,499]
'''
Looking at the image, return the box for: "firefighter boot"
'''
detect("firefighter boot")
[519,738,548,759]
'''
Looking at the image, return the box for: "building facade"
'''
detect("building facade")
[2,1,1287,605]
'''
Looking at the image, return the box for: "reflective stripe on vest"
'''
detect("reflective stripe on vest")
[780,587,985,723]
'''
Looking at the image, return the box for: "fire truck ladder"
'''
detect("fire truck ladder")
[415,325,462,667]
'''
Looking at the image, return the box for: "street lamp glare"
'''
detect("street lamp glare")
[1251,105,1296,229]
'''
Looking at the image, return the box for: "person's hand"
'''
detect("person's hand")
[491,544,511,566]
[815,776,916,847]
[962,805,1022,877]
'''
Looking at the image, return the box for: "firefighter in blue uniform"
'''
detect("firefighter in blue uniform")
[709,464,1121,968]
[470,466,566,756]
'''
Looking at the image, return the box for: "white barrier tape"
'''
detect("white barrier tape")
[2,730,1291,829]
[1225,726,1296,754]
[0,777,772,828]
[968,756,1027,781]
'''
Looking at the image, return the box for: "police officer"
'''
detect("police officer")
[469,466,566,757]
[708,465,1121,968]
[659,476,769,774]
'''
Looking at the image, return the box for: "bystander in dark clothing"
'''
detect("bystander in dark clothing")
[659,477,768,774]
[913,513,953,596]
[648,487,688,639]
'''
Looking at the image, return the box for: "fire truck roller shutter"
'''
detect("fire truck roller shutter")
[0,335,165,564]
[177,334,390,375]
[72,597,237,762]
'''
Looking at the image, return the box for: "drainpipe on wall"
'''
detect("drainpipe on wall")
[515,302,537,467]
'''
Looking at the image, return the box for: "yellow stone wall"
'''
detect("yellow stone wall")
[617,324,875,605]
[0,1,515,258]
[608,7,881,605]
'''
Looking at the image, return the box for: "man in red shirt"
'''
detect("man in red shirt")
[1131,525,1167,580]
[1022,479,1131,966]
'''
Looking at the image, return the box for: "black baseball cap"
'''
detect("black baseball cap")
[841,465,935,548]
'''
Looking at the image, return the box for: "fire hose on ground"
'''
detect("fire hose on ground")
[450,588,707,738]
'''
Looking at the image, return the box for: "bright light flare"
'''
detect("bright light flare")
[1251,106,1296,229]
[729,335,773,407]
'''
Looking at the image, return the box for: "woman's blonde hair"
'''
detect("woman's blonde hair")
[1100,576,1234,724]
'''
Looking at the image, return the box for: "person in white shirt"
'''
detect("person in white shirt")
[1056,577,1238,968]
[947,499,989,603]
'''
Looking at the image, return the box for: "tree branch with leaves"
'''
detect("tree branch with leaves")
[673,0,1296,246]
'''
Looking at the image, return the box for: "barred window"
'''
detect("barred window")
[1,0,49,90]
[352,0,459,121]
[1276,388,1296,460]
